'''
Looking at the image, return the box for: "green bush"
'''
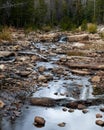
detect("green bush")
[41,25,52,32]
[60,17,75,31]
[87,23,97,33]
[81,20,87,31]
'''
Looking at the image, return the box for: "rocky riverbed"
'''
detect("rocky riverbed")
[0,28,104,129]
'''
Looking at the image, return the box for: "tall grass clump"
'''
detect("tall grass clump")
[0,27,12,41]
[87,23,97,33]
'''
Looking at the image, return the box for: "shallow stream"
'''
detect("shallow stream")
[1,41,104,130]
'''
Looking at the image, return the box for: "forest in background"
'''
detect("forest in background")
[0,0,104,30]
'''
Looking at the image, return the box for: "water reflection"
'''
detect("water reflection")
[1,105,104,130]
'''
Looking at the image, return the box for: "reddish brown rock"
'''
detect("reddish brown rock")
[58,122,66,127]
[34,116,45,126]
[96,113,103,118]
[78,104,86,110]
[66,102,78,109]
[96,120,104,127]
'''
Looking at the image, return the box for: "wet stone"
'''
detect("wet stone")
[100,108,104,112]
[68,109,74,113]
[34,116,45,127]
[54,92,58,95]
[62,108,67,112]
[96,120,104,127]
[58,122,66,127]
[96,113,103,118]
[66,102,78,109]
[82,109,88,114]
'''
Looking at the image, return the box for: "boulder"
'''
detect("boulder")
[38,75,46,82]
[96,120,104,127]
[68,34,89,42]
[39,33,59,42]
[91,76,100,82]
[0,51,15,58]
[34,116,45,126]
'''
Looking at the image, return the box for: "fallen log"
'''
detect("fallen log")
[30,97,57,107]
[66,63,104,70]
[30,97,104,108]
[70,69,93,75]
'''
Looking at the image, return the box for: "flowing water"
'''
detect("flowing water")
[1,41,104,130]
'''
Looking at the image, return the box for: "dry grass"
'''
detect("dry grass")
[67,51,87,56]
[99,32,104,40]
[83,42,104,51]
[0,27,12,42]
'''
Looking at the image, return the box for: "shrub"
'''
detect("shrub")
[60,17,75,31]
[24,26,33,36]
[81,20,87,31]
[87,23,97,33]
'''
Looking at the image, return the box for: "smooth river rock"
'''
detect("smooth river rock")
[96,113,103,118]
[96,120,104,127]
[34,116,45,126]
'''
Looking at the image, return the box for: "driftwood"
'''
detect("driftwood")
[66,63,104,70]
[70,69,93,75]
[18,51,48,61]
[30,97,57,107]
[30,97,104,108]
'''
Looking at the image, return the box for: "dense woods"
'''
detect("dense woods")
[0,0,104,29]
